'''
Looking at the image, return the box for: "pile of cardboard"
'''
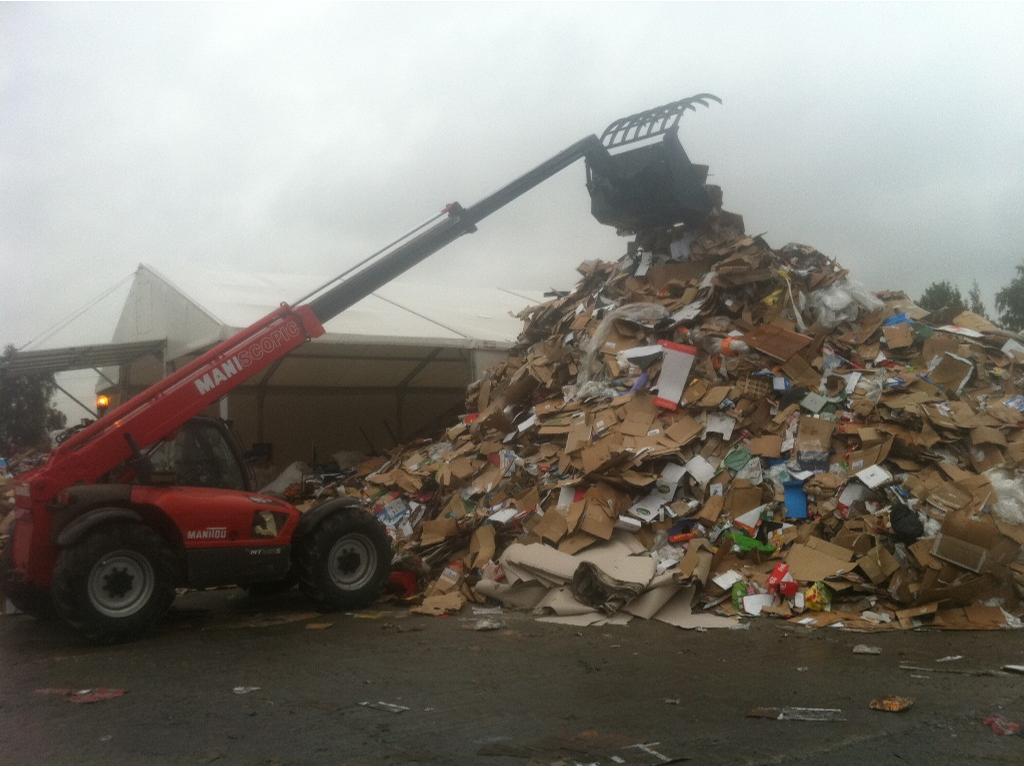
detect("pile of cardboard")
[0,448,49,548]
[331,197,1024,631]
[0,458,17,612]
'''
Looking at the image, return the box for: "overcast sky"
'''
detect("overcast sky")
[2,2,1023,416]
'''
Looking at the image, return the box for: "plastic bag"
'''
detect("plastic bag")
[803,581,832,611]
[859,376,883,405]
[260,460,311,495]
[577,302,668,386]
[563,379,620,403]
[807,279,884,329]
[985,469,1024,525]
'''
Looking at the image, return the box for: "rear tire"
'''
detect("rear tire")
[52,522,177,642]
[295,510,391,611]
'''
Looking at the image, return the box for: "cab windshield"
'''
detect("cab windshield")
[145,420,247,491]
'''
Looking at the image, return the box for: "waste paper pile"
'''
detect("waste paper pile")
[320,191,1024,631]
[0,455,23,612]
[0,450,43,543]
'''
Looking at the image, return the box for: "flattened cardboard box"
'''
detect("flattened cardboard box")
[931,534,987,573]
[857,545,901,584]
[785,543,854,582]
[468,524,496,570]
[805,536,855,563]
[883,322,914,349]
[743,324,813,361]
[420,516,459,546]
[747,434,783,458]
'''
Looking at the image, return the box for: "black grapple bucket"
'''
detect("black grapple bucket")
[586,93,720,232]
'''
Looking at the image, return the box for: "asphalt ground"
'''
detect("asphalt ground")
[1,589,1023,765]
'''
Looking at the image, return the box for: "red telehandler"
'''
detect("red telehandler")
[1,94,719,640]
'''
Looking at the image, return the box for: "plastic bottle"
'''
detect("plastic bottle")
[728,529,776,554]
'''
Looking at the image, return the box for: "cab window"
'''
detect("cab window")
[147,421,247,490]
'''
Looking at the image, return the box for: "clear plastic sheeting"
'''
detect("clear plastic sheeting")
[807,279,885,329]
[577,303,668,386]
[260,461,312,495]
[986,469,1024,525]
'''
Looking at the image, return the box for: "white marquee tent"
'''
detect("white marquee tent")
[99,263,543,471]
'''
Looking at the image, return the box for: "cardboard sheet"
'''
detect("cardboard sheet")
[685,454,717,486]
[475,579,548,609]
[653,585,741,629]
[420,517,459,546]
[747,434,783,457]
[623,579,681,620]
[856,545,900,584]
[501,542,579,584]
[469,525,496,569]
[883,323,914,349]
[743,325,814,361]
[785,543,855,582]
[534,586,596,616]
[665,415,703,446]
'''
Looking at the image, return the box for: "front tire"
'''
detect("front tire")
[295,510,391,611]
[52,522,177,642]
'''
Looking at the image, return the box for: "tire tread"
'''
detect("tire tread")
[294,509,390,611]
[52,521,177,642]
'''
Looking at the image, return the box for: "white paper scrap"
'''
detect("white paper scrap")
[614,515,643,532]
[671,300,705,323]
[685,455,716,486]
[487,507,518,524]
[621,344,665,363]
[1002,339,1024,361]
[556,486,576,511]
[654,341,697,410]
[630,489,673,523]
[517,414,537,432]
[657,462,687,491]
[703,413,736,441]
[742,593,776,616]
[937,324,984,339]
[711,569,743,590]
[854,464,893,489]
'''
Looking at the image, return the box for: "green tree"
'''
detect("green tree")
[968,280,987,318]
[0,344,67,453]
[996,264,1024,331]
[918,281,966,315]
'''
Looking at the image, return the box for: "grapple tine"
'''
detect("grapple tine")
[600,93,721,149]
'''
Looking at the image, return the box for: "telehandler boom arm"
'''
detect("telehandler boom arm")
[28,94,720,501]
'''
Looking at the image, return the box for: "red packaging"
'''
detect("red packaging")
[767,562,790,592]
[779,576,799,597]
[387,570,419,597]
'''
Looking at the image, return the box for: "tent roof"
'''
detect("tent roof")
[143,263,543,350]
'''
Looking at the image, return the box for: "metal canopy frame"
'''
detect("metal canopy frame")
[0,340,167,377]
[1,340,167,418]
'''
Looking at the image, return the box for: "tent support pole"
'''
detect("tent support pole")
[54,381,97,419]
[394,348,442,442]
